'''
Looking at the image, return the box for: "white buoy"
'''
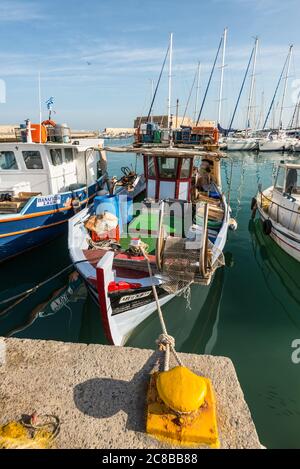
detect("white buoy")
[229,218,238,231]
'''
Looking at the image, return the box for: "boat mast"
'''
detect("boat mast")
[193,62,201,124]
[245,37,258,136]
[278,44,293,129]
[150,79,154,123]
[263,46,291,130]
[227,44,255,134]
[218,27,227,126]
[167,32,173,131]
[196,33,223,126]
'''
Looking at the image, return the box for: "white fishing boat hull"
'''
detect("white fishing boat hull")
[257,206,300,261]
[69,196,230,346]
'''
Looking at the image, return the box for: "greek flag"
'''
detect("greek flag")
[46,96,54,110]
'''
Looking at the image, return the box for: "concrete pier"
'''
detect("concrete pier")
[0,338,262,449]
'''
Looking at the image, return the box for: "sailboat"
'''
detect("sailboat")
[68,34,232,346]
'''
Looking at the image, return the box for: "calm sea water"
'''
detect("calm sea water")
[1,142,300,449]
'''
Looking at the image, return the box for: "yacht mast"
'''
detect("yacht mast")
[193,62,201,124]
[278,44,293,129]
[245,37,258,135]
[196,33,223,125]
[167,32,173,130]
[218,27,227,126]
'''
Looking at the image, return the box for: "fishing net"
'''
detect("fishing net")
[160,237,225,297]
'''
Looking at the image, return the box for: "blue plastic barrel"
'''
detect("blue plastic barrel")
[94,194,119,219]
[118,195,133,229]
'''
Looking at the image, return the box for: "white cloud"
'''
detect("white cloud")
[0,1,44,22]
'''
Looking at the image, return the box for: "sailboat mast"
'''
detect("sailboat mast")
[196,33,223,126]
[193,62,201,123]
[227,44,254,133]
[246,37,258,134]
[263,46,291,130]
[218,27,227,126]
[167,32,173,130]
[278,44,293,129]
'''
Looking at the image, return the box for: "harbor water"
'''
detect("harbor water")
[1,142,300,449]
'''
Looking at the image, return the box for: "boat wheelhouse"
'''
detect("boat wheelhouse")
[69,145,230,345]
[255,163,300,261]
[0,128,106,262]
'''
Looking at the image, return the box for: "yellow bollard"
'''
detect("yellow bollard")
[146,366,220,448]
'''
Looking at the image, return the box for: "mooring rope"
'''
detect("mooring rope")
[141,246,183,371]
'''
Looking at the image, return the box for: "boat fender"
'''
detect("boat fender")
[250,197,257,210]
[229,218,238,231]
[72,197,81,213]
[263,219,272,235]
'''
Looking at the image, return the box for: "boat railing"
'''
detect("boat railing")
[259,191,300,223]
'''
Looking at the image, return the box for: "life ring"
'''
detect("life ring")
[41,119,56,127]
[250,197,257,210]
[263,219,272,235]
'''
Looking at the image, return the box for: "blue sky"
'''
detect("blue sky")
[0,0,300,130]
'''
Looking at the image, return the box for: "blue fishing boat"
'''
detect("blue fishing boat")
[0,119,107,262]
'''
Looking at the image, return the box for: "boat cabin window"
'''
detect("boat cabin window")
[285,168,300,194]
[22,151,43,170]
[0,151,18,170]
[274,166,285,193]
[180,158,191,178]
[64,148,74,163]
[50,149,63,166]
[147,156,156,177]
[157,157,178,179]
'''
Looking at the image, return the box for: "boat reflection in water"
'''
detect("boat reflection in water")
[127,266,226,353]
[249,218,300,329]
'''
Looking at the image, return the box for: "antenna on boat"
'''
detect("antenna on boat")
[193,62,201,124]
[278,44,293,129]
[218,27,227,127]
[167,32,173,133]
[245,37,258,135]
[262,46,292,130]
[196,32,223,126]
[38,71,42,144]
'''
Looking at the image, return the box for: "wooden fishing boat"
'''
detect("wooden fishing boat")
[0,119,106,262]
[253,162,300,262]
[69,145,231,345]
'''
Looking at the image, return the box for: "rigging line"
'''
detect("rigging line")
[181,67,198,126]
[196,35,223,126]
[263,47,290,130]
[227,45,255,133]
[146,41,170,122]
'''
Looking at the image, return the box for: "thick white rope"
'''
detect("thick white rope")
[141,246,183,371]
